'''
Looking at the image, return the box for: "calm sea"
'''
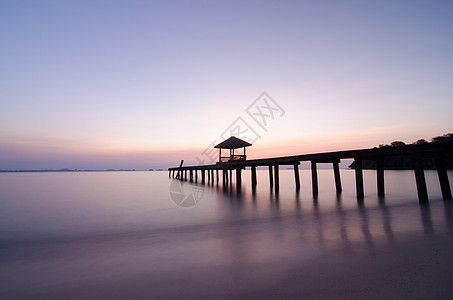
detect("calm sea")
[1,170,453,299]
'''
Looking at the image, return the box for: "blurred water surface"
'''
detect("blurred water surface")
[1,170,452,299]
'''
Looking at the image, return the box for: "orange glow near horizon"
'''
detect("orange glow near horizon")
[2,122,451,170]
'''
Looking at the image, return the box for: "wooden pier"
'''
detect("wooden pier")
[169,142,453,203]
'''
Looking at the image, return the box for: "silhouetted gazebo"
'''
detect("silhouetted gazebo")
[214,136,252,163]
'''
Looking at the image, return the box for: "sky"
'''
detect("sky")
[1,0,452,170]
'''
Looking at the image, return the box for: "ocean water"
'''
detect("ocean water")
[1,170,453,299]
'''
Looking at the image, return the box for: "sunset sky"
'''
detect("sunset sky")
[1,0,452,170]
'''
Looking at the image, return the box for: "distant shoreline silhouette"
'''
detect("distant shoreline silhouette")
[0,169,137,173]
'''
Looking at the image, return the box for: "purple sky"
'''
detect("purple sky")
[1,0,452,169]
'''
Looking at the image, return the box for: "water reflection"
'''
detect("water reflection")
[445,201,453,234]
[335,194,352,250]
[182,172,453,255]
[420,204,434,236]
[270,190,279,208]
[378,198,396,246]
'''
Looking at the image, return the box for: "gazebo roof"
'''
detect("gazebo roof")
[214,136,252,149]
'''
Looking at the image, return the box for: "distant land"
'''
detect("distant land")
[0,169,137,173]
[349,133,453,170]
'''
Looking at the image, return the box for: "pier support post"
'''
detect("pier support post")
[435,154,452,200]
[354,157,364,199]
[176,160,184,180]
[236,167,242,187]
[229,169,233,183]
[377,156,385,197]
[311,161,318,196]
[333,160,342,194]
[222,169,227,187]
[274,164,279,191]
[236,167,242,193]
[216,169,219,184]
[251,166,257,188]
[190,170,193,182]
[195,170,198,183]
[413,153,428,203]
[201,169,205,185]
[268,165,274,188]
[294,163,300,190]
[207,168,210,182]
[211,169,214,185]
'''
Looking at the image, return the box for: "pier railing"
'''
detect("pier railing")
[168,143,453,203]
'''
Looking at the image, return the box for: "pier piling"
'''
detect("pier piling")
[413,153,428,203]
[294,163,300,190]
[311,161,318,195]
[274,164,279,191]
[377,157,385,197]
[354,157,364,199]
[236,167,242,187]
[268,165,274,189]
[222,169,227,187]
[435,155,452,200]
[333,160,342,194]
[251,166,257,188]
[175,160,184,179]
